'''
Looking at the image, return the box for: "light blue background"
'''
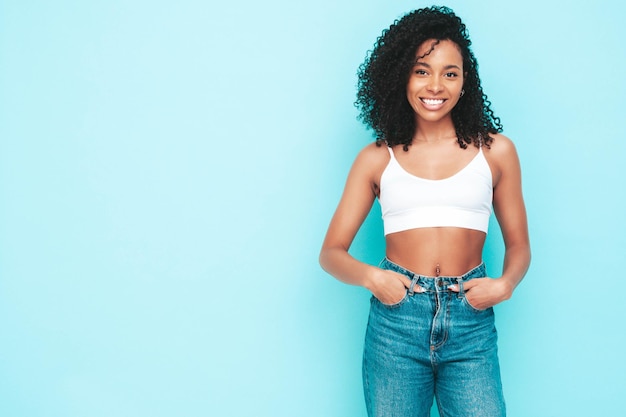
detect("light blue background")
[1,1,625,416]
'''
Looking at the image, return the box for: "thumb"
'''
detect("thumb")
[448,280,473,292]
[449,279,478,292]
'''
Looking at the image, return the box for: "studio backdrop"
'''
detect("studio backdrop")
[1,1,625,416]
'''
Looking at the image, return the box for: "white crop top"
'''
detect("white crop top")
[379,146,493,235]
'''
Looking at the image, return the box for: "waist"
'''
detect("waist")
[380,257,486,280]
[385,227,485,275]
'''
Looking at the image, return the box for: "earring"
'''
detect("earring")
[460,89,465,97]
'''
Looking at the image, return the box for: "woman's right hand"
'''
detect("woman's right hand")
[367,269,421,305]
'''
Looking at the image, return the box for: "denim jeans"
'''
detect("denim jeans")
[363,258,505,417]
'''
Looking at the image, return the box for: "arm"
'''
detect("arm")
[492,136,531,294]
[454,135,531,308]
[319,144,413,304]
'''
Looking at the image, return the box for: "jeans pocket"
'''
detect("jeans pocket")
[461,293,487,312]
[376,290,409,309]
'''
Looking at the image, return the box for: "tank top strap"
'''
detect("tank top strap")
[386,145,396,161]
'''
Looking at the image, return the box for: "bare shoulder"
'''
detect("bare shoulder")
[351,141,392,176]
[482,133,522,185]
[356,141,391,163]
[484,133,517,158]
[483,133,520,166]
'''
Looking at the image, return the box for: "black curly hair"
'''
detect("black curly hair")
[356,6,502,150]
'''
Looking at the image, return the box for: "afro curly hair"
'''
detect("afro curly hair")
[355,6,502,150]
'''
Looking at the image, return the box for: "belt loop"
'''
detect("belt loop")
[408,275,419,296]
[458,279,465,298]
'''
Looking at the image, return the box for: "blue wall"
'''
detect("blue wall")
[1,1,625,416]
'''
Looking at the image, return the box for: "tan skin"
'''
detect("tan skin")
[320,40,530,309]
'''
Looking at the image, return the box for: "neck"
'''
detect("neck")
[413,117,456,144]
[413,127,456,144]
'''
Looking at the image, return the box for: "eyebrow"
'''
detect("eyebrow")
[413,62,462,71]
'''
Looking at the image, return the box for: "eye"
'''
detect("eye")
[414,69,428,76]
[444,72,459,78]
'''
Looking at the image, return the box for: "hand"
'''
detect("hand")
[367,269,422,305]
[449,277,512,310]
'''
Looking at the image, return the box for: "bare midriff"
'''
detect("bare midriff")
[385,227,486,277]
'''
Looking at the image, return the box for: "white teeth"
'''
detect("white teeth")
[422,98,444,105]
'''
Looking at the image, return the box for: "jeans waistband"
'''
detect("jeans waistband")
[380,257,486,281]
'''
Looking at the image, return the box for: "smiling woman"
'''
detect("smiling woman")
[319,6,530,417]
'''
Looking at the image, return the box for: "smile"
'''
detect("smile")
[421,98,445,105]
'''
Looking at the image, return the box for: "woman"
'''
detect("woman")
[319,6,530,417]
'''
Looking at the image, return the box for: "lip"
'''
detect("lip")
[420,97,447,111]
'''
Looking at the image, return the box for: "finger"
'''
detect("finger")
[449,278,483,293]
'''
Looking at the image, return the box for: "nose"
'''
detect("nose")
[427,77,443,93]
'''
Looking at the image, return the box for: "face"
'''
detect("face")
[406,39,465,124]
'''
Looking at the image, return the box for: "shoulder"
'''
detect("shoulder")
[483,133,520,166]
[352,141,392,170]
[482,133,522,185]
[347,141,392,187]
[484,133,517,156]
[358,141,391,159]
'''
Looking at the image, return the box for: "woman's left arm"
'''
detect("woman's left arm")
[453,135,531,309]
[490,134,531,299]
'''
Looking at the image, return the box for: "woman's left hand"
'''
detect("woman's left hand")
[448,278,513,310]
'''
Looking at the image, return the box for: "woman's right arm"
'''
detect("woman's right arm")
[319,144,412,304]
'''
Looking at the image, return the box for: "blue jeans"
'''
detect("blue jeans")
[363,258,505,417]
